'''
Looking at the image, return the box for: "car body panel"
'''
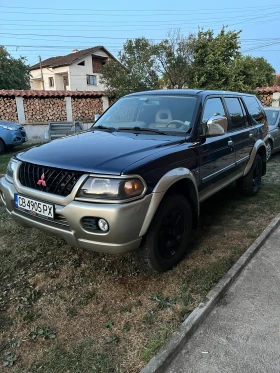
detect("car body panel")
[0,120,27,149]
[264,108,280,155]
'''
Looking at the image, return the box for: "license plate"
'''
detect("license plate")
[14,194,54,219]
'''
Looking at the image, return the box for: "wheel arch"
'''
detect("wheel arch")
[139,168,199,237]
[244,140,267,177]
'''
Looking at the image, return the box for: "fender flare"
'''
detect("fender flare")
[244,139,266,176]
[139,167,199,237]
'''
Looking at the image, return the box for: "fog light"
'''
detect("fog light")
[98,218,109,232]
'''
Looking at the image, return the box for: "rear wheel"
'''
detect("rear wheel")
[137,194,192,273]
[236,153,262,197]
[0,139,6,155]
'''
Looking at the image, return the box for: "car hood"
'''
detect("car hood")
[0,120,22,130]
[17,130,183,175]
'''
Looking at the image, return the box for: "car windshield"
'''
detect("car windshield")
[264,110,279,127]
[92,95,197,135]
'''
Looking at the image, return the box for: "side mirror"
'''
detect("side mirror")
[206,115,228,136]
[94,114,101,123]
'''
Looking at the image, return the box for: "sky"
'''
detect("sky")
[1,0,280,74]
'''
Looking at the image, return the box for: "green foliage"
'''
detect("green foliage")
[0,46,30,89]
[189,27,242,90]
[29,325,57,340]
[101,37,159,98]
[2,351,18,367]
[102,27,275,97]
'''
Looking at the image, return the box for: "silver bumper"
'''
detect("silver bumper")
[0,176,153,254]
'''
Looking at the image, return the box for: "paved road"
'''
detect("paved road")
[166,225,280,373]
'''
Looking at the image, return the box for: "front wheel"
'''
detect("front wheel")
[136,194,192,273]
[236,153,262,197]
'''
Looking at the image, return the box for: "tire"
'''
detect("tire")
[136,194,192,273]
[0,139,6,155]
[236,153,262,197]
[266,141,272,161]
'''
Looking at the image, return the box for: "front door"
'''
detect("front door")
[198,96,236,200]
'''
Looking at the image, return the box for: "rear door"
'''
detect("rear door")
[223,96,254,172]
[199,96,236,196]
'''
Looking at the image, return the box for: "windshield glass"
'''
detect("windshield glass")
[265,110,279,127]
[93,95,197,134]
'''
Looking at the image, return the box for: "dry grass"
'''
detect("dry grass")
[1,153,280,372]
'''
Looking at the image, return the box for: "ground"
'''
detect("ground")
[1,149,280,373]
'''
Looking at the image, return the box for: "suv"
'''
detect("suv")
[0,120,27,154]
[0,90,267,272]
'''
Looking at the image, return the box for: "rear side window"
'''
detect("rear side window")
[224,97,248,130]
[242,96,266,125]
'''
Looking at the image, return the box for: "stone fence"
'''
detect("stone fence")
[256,86,280,107]
[0,90,112,124]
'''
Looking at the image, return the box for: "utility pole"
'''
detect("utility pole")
[39,56,45,90]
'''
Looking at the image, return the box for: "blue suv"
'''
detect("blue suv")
[0,90,267,272]
[0,120,27,154]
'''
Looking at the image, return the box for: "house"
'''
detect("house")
[29,46,117,91]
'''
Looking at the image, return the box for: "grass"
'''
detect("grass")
[0,143,41,175]
[0,152,280,372]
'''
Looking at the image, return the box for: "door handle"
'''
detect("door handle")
[228,140,233,146]
[249,133,253,138]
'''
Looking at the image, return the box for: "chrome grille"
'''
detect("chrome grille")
[18,162,83,197]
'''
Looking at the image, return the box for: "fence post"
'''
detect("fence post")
[65,96,73,121]
[15,97,26,124]
[102,96,109,112]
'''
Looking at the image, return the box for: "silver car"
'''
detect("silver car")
[264,108,280,160]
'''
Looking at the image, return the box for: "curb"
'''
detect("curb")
[140,213,280,373]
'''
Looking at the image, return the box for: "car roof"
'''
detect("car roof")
[124,89,255,98]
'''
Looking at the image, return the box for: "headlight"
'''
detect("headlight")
[0,124,15,131]
[77,177,145,201]
[6,158,18,180]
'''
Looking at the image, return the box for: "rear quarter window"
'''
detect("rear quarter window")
[242,96,266,125]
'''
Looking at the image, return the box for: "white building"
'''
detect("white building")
[30,46,117,91]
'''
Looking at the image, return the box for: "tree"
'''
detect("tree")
[0,46,30,90]
[153,29,195,89]
[233,56,275,92]
[101,38,159,98]
[189,27,242,90]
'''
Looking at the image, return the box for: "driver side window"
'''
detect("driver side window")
[201,97,226,135]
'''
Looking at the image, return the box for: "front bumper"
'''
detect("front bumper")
[0,176,153,254]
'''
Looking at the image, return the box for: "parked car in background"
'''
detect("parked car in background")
[0,89,267,273]
[263,108,280,160]
[0,120,27,154]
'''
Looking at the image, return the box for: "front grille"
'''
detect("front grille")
[16,209,71,231]
[18,162,83,197]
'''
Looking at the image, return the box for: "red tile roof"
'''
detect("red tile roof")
[30,46,117,70]
[0,90,105,98]
[257,86,280,93]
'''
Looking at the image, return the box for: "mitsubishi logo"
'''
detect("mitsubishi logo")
[37,173,46,186]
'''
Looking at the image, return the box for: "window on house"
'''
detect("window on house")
[78,60,85,66]
[49,77,54,87]
[86,75,97,85]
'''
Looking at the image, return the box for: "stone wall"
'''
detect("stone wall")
[0,90,111,124]
[72,97,103,121]
[23,97,67,123]
[258,93,273,107]
[0,97,17,122]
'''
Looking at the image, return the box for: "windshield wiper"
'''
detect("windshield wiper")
[117,126,168,135]
[93,125,116,132]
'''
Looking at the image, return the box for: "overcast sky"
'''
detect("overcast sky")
[1,0,280,73]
